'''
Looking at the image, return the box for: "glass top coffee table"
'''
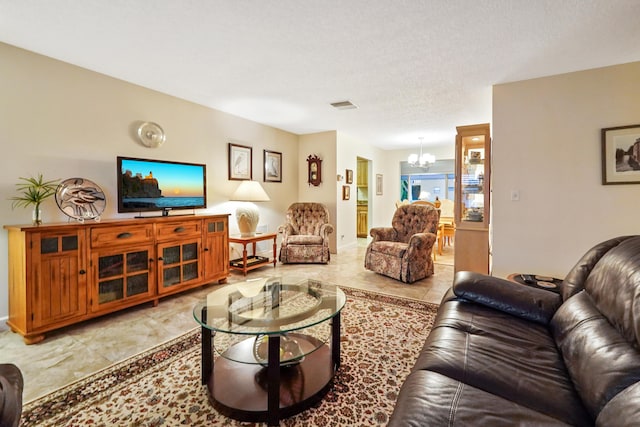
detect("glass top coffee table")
[193,276,346,425]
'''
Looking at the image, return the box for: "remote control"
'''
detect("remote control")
[520,274,535,284]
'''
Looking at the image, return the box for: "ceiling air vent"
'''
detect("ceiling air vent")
[330,100,358,110]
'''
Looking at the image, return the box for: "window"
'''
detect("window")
[401,173,454,202]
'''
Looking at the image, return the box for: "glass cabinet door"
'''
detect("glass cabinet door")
[158,239,202,293]
[460,142,486,223]
[93,245,154,309]
[455,124,491,228]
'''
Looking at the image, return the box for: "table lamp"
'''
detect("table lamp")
[230,180,270,237]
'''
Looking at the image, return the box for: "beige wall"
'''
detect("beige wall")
[0,43,411,320]
[492,61,640,279]
[0,43,300,318]
[4,39,636,319]
[297,131,338,252]
[335,132,378,250]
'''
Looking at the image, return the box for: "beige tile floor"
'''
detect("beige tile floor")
[0,239,454,403]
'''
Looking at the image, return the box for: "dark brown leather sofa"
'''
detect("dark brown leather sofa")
[388,236,640,426]
[0,363,23,427]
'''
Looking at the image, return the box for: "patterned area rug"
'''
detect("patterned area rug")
[21,287,438,426]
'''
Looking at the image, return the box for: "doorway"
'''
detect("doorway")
[356,157,370,238]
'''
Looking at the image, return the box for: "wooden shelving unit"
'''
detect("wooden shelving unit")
[4,214,229,344]
[454,123,491,274]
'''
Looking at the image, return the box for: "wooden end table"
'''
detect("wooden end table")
[229,232,277,275]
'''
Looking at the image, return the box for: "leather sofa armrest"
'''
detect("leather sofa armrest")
[452,271,562,325]
[370,227,396,242]
[0,364,23,427]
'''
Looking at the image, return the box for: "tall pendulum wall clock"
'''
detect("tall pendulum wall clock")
[307,155,322,186]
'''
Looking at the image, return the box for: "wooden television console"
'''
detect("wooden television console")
[4,214,230,344]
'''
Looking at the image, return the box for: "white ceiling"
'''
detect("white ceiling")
[1,0,639,150]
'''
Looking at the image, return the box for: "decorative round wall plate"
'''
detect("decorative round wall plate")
[137,121,166,148]
[55,178,106,221]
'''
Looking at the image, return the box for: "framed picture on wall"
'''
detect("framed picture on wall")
[228,143,252,180]
[346,169,353,184]
[602,124,640,185]
[376,174,383,195]
[264,150,282,182]
[342,185,350,200]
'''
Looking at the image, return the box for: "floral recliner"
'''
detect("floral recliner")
[278,202,334,264]
[364,204,439,283]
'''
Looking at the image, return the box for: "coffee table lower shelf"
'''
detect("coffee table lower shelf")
[203,334,337,425]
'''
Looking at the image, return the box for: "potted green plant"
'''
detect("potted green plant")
[10,174,60,225]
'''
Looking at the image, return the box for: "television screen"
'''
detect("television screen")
[117,156,207,214]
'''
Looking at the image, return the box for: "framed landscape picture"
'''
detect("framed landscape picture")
[263,150,282,182]
[602,124,640,185]
[228,143,252,181]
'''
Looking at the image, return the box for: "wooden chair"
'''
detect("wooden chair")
[438,199,455,253]
[411,200,436,207]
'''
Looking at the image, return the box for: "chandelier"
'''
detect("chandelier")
[408,137,435,167]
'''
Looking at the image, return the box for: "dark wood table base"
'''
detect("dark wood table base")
[201,314,341,425]
[208,340,335,423]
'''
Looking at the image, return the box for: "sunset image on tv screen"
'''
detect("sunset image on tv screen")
[120,158,205,210]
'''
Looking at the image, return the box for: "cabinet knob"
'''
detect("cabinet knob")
[174,226,185,233]
[149,258,154,263]
[117,232,132,239]
[79,269,86,275]
[158,257,163,261]
[204,247,209,252]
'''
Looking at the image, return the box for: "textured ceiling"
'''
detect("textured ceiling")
[1,0,639,150]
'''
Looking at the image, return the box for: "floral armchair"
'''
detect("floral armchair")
[364,204,439,283]
[278,202,334,264]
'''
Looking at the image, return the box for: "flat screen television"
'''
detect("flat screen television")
[117,156,207,216]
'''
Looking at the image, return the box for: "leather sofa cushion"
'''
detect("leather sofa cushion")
[561,235,631,301]
[411,300,591,426]
[581,237,640,346]
[552,290,640,418]
[389,370,573,426]
[596,382,640,426]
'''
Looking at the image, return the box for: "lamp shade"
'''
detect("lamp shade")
[230,180,271,202]
[230,181,270,237]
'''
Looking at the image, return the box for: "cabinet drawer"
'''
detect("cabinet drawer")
[91,225,154,248]
[156,221,202,241]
